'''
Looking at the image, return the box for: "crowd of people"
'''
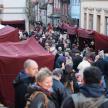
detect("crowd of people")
[13,22,108,108]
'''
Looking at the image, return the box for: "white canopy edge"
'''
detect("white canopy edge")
[0,24,5,29]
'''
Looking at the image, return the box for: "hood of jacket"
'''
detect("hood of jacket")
[80,84,105,98]
[13,70,34,86]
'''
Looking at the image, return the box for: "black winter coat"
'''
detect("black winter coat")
[13,71,35,108]
[93,58,108,76]
[61,84,108,108]
[53,78,67,106]
[28,92,56,108]
[26,84,58,108]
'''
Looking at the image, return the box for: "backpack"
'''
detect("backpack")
[71,93,108,108]
[25,91,49,108]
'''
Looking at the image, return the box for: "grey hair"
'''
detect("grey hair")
[36,67,52,82]
[24,59,38,69]
[53,68,63,77]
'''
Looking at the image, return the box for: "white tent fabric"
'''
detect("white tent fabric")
[0,24,5,29]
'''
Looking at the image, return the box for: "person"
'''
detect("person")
[93,51,108,80]
[93,51,108,89]
[65,51,73,65]
[77,54,92,79]
[61,66,108,108]
[55,53,66,69]
[72,51,83,72]
[13,59,38,108]
[25,67,58,108]
[61,64,79,94]
[52,68,67,106]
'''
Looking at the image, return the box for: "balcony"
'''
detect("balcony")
[48,13,61,19]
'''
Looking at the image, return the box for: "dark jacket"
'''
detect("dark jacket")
[55,55,66,68]
[93,58,108,76]
[61,84,108,108]
[28,93,55,108]
[13,71,35,108]
[61,72,79,94]
[53,78,67,106]
[73,55,83,72]
[26,84,58,108]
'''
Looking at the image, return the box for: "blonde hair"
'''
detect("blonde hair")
[36,67,52,82]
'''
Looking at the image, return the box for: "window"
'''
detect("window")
[89,14,93,29]
[84,13,87,29]
[97,15,101,33]
[105,17,108,36]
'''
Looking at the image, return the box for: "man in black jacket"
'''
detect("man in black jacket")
[61,66,108,108]
[52,68,67,107]
[13,59,38,108]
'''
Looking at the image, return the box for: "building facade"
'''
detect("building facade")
[33,0,54,25]
[0,0,70,31]
[80,0,108,35]
[37,0,70,26]
[58,0,70,24]
[0,0,28,31]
